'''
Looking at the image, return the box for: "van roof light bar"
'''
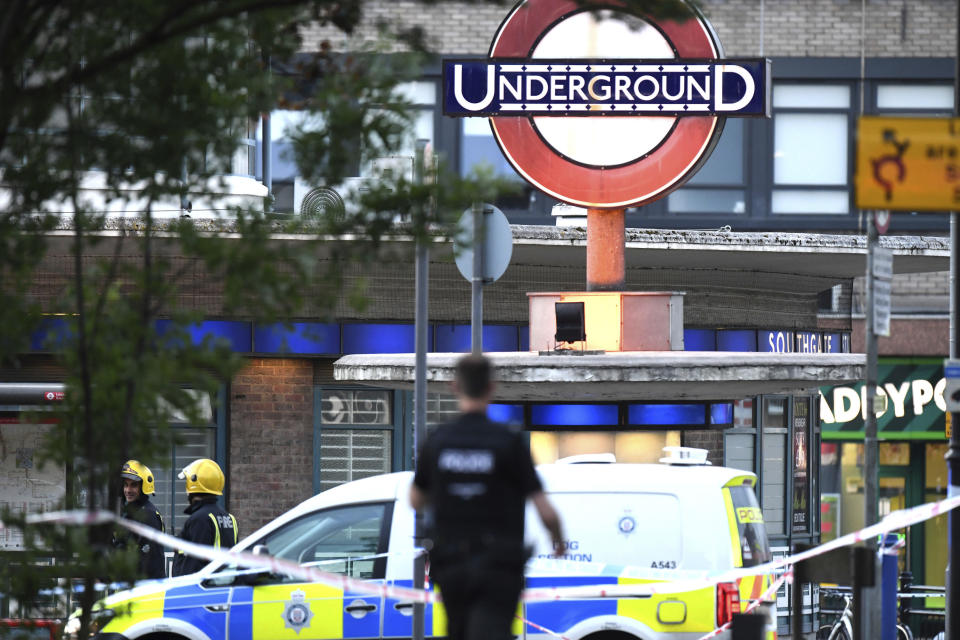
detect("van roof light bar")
[659,446,711,466]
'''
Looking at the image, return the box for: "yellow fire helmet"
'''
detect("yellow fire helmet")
[120,459,156,496]
[179,458,225,496]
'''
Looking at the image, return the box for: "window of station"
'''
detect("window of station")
[317,388,394,494]
[875,84,953,114]
[771,84,852,215]
[530,430,682,465]
[666,118,747,215]
[459,117,543,213]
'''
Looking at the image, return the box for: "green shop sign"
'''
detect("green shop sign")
[820,358,947,440]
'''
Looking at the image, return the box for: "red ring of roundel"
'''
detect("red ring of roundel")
[488,0,721,209]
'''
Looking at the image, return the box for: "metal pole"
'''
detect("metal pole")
[863,214,881,640]
[471,201,484,355]
[864,214,879,538]
[262,112,272,211]
[412,139,430,640]
[948,5,960,635]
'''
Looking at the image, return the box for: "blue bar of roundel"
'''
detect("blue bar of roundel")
[434,324,520,352]
[30,317,73,351]
[443,59,769,117]
[684,328,716,351]
[711,403,734,425]
[519,327,529,351]
[717,329,756,352]
[488,404,524,424]
[341,323,419,354]
[525,576,616,633]
[628,403,706,425]
[530,404,618,426]
[254,322,339,354]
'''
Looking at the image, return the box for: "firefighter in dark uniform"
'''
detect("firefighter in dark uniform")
[409,354,566,640]
[115,460,167,580]
[171,458,238,577]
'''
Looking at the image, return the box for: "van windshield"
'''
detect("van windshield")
[727,485,772,567]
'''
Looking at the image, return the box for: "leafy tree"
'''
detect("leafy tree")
[0,0,695,636]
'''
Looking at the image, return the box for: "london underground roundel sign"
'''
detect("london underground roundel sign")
[443,0,770,209]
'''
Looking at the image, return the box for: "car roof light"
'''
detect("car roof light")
[659,446,711,466]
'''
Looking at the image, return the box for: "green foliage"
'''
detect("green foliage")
[0,0,705,635]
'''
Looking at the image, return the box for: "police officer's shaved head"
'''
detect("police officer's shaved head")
[455,354,492,399]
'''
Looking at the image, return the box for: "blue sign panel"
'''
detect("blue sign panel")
[254,322,339,355]
[530,404,619,426]
[434,324,520,353]
[443,58,770,117]
[488,404,524,424]
[759,330,794,353]
[628,403,706,425]
[717,329,756,352]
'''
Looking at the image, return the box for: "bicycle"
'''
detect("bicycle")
[817,589,914,640]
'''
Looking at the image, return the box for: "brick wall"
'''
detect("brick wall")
[229,358,315,532]
[850,316,949,355]
[300,0,956,58]
[681,428,724,466]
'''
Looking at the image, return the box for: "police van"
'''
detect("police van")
[68,448,776,640]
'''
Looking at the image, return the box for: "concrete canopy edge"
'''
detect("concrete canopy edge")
[333,352,866,402]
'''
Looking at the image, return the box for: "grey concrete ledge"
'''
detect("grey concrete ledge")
[334,351,866,401]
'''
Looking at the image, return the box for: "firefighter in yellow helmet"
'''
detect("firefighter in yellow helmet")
[115,460,167,579]
[171,458,238,577]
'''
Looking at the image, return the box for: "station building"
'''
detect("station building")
[0,0,956,632]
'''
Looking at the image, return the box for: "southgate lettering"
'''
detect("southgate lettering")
[444,59,770,117]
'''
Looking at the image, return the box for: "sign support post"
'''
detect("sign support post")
[412,139,430,640]
[471,202,485,355]
[586,208,625,291]
[947,2,960,634]
[863,213,881,639]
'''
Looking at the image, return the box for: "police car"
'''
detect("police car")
[67,447,776,640]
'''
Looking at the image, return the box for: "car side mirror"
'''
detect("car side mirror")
[252,544,270,556]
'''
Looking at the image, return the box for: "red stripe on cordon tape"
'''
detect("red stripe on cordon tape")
[516,614,573,640]
[695,570,790,640]
[17,493,960,605]
[26,510,436,604]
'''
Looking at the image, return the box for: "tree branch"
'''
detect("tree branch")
[18,0,314,103]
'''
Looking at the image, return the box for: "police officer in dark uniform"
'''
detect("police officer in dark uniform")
[410,354,565,640]
[171,458,238,577]
[115,460,167,580]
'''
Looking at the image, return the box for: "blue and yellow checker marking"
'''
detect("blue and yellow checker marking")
[105,581,389,640]
[164,584,230,639]
[232,583,384,639]
[526,576,618,632]
[526,575,715,634]
[98,590,167,635]
[384,580,438,637]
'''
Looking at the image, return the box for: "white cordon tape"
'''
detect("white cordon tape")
[27,510,436,604]
[515,614,573,640]
[694,570,791,640]
[24,493,960,605]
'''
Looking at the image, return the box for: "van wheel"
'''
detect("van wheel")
[582,632,640,640]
